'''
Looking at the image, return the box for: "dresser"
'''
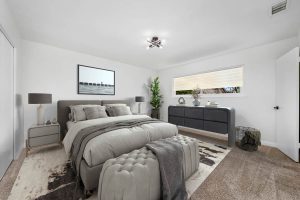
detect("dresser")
[168,106,235,146]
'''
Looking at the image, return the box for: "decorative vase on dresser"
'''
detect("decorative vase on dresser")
[191,88,201,106]
[192,99,200,106]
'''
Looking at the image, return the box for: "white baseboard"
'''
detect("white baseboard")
[179,126,278,148]
[261,140,277,148]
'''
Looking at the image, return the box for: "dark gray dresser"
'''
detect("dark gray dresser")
[168,105,235,146]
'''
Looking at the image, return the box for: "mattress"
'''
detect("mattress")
[63,115,178,167]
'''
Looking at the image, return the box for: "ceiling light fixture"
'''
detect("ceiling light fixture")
[147,36,164,49]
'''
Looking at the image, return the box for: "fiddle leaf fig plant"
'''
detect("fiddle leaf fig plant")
[150,77,163,111]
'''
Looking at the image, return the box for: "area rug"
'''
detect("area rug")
[8,138,231,200]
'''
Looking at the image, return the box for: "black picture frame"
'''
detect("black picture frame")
[77,64,115,95]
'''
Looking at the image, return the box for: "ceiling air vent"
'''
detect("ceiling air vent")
[272,0,287,15]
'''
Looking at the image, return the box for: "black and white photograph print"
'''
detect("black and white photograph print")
[77,65,115,95]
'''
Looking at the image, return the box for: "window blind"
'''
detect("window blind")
[174,67,243,92]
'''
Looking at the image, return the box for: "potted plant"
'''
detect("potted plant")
[191,88,201,106]
[150,77,163,119]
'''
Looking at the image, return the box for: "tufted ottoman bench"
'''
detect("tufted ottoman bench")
[98,135,199,200]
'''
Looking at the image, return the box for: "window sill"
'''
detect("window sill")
[173,93,246,98]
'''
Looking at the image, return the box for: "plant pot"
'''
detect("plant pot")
[151,109,160,119]
[192,99,200,106]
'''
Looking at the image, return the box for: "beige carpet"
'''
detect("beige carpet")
[191,146,300,200]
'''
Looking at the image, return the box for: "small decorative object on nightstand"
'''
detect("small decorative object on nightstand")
[26,123,61,156]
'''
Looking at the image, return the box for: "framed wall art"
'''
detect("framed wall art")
[77,64,115,95]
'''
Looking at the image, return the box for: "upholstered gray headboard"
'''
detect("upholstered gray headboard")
[57,99,131,139]
[101,99,131,106]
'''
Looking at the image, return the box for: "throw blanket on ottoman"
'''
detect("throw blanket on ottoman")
[146,140,188,200]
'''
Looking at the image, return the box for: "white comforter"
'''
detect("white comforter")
[63,115,178,167]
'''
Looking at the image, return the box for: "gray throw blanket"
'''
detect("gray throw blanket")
[146,140,188,200]
[70,118,161,176]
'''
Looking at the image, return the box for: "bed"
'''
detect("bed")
[57,100,178,191]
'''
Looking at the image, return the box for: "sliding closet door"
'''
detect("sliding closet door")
[0,30,14,179]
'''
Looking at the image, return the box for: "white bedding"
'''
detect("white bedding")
[63,115,178,167]
[66,121,76,130]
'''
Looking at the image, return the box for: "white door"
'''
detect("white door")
[0,30,14,179]
[275,47,299,162]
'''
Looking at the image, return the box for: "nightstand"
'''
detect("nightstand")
[133,113,150,116]
[26,123,61,156]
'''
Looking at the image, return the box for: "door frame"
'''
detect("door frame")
[0,24,16,161]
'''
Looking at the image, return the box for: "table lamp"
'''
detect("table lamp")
[135,96,145,114]
[28,93,52,125]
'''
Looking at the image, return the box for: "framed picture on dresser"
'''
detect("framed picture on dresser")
[77,64,115,95]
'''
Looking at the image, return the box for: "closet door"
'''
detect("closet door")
[0,30,14,179]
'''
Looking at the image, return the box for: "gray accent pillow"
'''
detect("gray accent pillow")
[84,106,108,120]
[69,105,100,122]
[106,106,132,117]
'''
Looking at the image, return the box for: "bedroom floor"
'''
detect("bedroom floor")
[1,132,299,200]
[182,132,300,200]
[0,149,26,200]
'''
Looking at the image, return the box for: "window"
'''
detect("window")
[173,66,243,95]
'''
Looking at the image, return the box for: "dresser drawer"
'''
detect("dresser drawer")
[168,106,185,117]
[184,107,204,119]
[28,134,60,147]
[203,121,228,134]
[184,118,203,129]
[29,125,59,138]
[168,116,185,126]
[204,109,228,122]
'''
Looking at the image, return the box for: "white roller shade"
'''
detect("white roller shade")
[174,67,243,91]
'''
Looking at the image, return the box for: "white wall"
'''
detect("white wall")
[0,0,24,159]
[20,40,157,139]
[158,37,298,146]
[298,29,300,45]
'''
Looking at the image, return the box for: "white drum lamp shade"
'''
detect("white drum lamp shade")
[28,93,52,125]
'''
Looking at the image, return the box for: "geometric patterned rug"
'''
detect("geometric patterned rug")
[8,138,231,200]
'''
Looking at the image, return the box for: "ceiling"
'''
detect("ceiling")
[7,0,300,70]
